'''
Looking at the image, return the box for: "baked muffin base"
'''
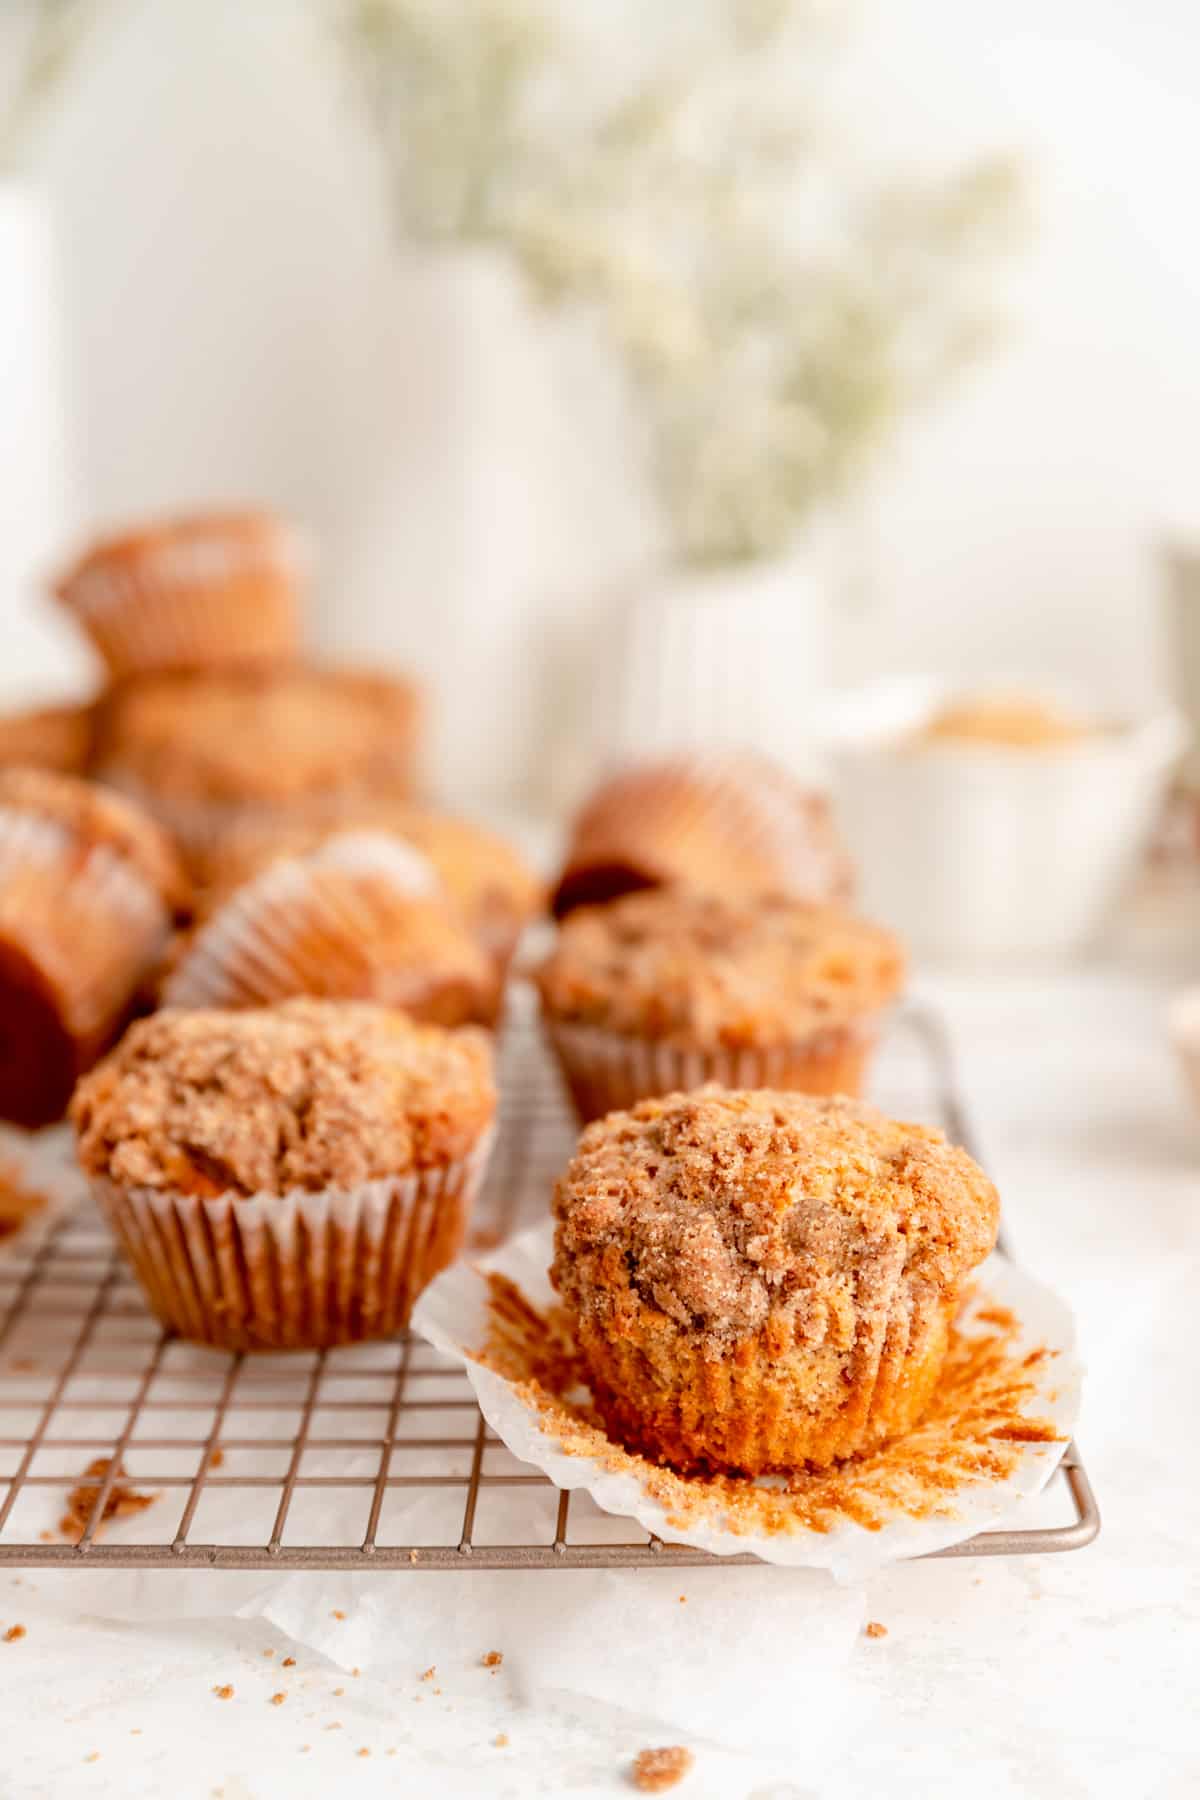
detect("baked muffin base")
[89,1127,494,1350]
[542,1015,880,1121]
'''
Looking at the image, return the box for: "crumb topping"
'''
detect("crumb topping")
[71,999,495,1194]
[94,665,421,806]
[0,766,189,913]
[553,1089,998,1351]
[630,1745,694,1791]
[536,889,903,1046]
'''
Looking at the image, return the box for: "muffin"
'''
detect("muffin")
[535,889,904,1121]
[193,803,541,974]
[552,751,853,918]
[71,999,496,1348]
[0,767,190,1127]
[0,700,95,775]
[92,663,424,857]
[161,833,502,1027]
[552,1088,999,1473]
[53,509,305,680]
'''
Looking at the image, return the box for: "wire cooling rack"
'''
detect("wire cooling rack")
[0,994,1098,1570]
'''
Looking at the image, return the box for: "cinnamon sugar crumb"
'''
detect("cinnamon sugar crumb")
[210,1448,225,1468]
[331,1609,345,1620]
[494,1733,509,1748]
[3,1625,26,1643]
[865,1621,888,1639]
[420,1666,435,1682]
[213,1685,233,1700]
[630,1745,694,1791]
[357,1748,370,1758]
[269,1693,286,1706]
[282,1657,296,1668]
[481,1650,503,1668]
[59,1459,157,1542]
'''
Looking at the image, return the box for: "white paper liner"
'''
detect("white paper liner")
[413,1221,1083,1583]
[88,1125,495,1349]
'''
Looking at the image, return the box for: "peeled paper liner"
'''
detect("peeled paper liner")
[413,1221,1083,1584]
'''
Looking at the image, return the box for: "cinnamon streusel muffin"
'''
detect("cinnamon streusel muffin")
[72,999,496,1348]
[0,768,189,1127]
[535,889,904,1120]
[552,751,853,917]
[92,663,423,856]
[552,1088,999,1473]
[161,833,501,1027]
[54,509,305,679]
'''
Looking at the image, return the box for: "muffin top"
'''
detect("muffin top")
[93,665,422,807]
[552,1088,999,1353]
[71,998,495,1195]
[536,889,903,1046]
[0,766,190,914]
[552,750,854,917]
[55,509,303,603]
[0,701,95,776]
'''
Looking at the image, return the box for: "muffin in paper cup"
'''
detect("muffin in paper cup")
[92,664,424,860]
[551,1088,999,1474]
[0,769,189,1128]
[535,888,904,1122]
[161,833,502,1027]
[53,510,307,679]
[71,999,497,1349]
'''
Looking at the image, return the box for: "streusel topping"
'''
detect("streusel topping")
[552,1089,998,1352]
[0,766,190,913]
[536,890,903,1046]
[71,999,494,1194]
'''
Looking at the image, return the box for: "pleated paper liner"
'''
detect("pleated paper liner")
[89,1126,495,1350]
[54,514,308,679]
[413,1221,1083,1580]
[0,812,172,1127]
[540,1014,880,1122]
[162,838,502,1027]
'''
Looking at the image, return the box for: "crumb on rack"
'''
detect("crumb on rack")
[269,1693,286,1706]
[4,1625,26,1643]
[481,1651,503,1669]
[865,1620,888,1639]
[630,1746,694,1792]
[213,1685,234,1700]
[59,1459,157,1543]
[0,1164,47,1241]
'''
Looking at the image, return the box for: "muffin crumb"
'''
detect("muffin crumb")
[494,1733,509,1748]
[269,1692,286,1706]
[865,1620,888,1639]
[630,1745,694,1791]
[3,1624,26,1643]
[282,1656,296,1668]
[213,1685,233,1701]
[481,1650,503,1669]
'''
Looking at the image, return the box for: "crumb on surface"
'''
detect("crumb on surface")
[282,1656,296,1668]
[4,1625,26,1643]
[481,1650,503,1668]
[357,1748,370,1758]
[420,1666,435,1682]
[351,1667,361,1678]
[630,1746,694,1792]
[865,1620,888,1639]
[83,1753,100,1764]
[331,1609,345,1621]
[210,1448,225,1468]
[333,1687,344,1697]
[213,1685,233,1700]
[494,1733,509,1748]
[263,1648,274,1658]
[678,1595,686,1604]
[269,1693,286,1706]
[324,1723,342,1732]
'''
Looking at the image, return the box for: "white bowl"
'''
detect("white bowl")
[826,678,1186,963]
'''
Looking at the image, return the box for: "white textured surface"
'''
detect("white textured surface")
[1,970,1198,1796]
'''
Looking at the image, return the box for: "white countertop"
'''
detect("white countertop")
[3,969,1199,1798]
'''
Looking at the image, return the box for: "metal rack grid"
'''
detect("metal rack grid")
[0,996,1099,1570]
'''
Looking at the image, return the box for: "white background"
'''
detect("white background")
[7,0,1200,758]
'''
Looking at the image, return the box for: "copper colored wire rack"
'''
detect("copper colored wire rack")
[0,994,1099,1570]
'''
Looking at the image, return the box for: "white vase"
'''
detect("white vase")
[0,182,85,700]
[327,247,574,810]
[579,549,834,788]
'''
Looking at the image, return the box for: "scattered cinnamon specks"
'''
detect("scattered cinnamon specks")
[4,1625,26,1643]
[212,1685,233,1701]
[865,1621,888,1640]
[630,1745,694,1792]
[282,1657,296,1668]
[59,1459,158,1543]
[481,1650,503,1669]
[269,1693,287,1707]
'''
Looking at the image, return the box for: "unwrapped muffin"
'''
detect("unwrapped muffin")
[54,510,305,679]
[552,1088,999,1473]
[552,751,853,917]
[536,888,904,1120]
[161,832,501,1027]
[72,999,496,1348]
[92,663,423,857]
[0,768,189,1127]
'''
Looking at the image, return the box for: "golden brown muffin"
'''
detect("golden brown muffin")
[72,999,497,1347]
[552,1088,999,1473]
[535,888,904,1119]
[193,804,541,969]
[92,663,424,856]
[53,509,304,680]
[0,768,190,1127]
[161,837,502,1028]
[0,700,96,775]
[552,751,853,918]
